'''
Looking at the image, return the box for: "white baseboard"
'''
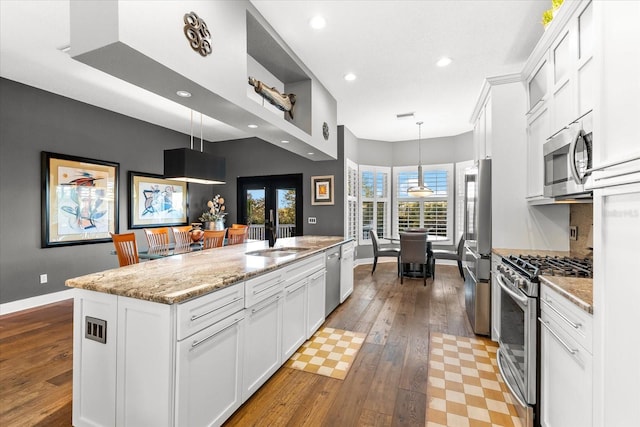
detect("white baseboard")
[0,289,75,316]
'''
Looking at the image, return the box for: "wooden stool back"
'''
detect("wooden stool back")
[227,227,248,245]
[110,232,139,267]
[203,229,227,249]
[144,227,170,249]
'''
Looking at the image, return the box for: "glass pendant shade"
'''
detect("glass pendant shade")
[407,122,433,197]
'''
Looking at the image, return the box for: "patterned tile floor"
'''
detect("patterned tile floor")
[426,333,523,427]
[285,327,366,380]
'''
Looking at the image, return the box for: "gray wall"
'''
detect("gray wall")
[0,78,343,304]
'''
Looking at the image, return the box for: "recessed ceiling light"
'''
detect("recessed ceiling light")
[436,57,452,67]
[309,16,326,29]
[281,140,290,144]
[176,90,192,98]
[247,124,258,129]
[307,152,314,155]
[344,73,357,81]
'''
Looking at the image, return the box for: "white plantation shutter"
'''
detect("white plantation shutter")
[393,164,454,244]
[359,165,391,244]
[345,159,358,241]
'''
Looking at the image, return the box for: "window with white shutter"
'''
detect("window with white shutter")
[393,164,454,244]
[345,159,358,241]
[359,165,391,245]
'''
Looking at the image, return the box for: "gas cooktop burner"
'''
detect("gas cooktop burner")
[512,255,593,279]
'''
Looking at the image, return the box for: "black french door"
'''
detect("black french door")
[237,174,303,236]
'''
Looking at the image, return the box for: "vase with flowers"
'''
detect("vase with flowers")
[199,194,227,230]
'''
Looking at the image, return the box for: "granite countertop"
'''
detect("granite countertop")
[539,276,593,314]
[65,236,348,305]
[492,247,593,314]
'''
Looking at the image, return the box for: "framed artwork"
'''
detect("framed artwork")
[311,175,334,205]
[41,152,119,248]
[128,171,188,229]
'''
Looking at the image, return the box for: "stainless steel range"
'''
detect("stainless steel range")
[495,254,593,427]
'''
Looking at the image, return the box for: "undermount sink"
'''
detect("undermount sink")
[245,247,310,257]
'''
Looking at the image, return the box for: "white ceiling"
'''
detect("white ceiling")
[0,0,549,144]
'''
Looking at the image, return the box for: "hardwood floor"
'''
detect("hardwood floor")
[0,299,73,426]
[0,262,473,426]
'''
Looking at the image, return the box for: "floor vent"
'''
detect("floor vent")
[85,316,107,344]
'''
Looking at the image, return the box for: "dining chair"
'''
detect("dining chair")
[171,226,193,252]
[231,224,248,229]
[370,229,400,275]
[110,232,139,267]
[399,232,429,286]
[227,227,248,245]
[203,229,227,249]
[432,235,465,279]
[144,227,170,250]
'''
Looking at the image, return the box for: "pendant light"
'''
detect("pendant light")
[407,121,433,197]
[164,110,226,185]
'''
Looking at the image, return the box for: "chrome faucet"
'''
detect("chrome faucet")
[266,209,278,247]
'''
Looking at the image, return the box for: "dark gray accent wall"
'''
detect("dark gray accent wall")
[0,78,343,304]
[194,135,344,237]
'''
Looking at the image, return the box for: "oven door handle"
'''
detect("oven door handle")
[496,272,528,306]
[496,347,528,408]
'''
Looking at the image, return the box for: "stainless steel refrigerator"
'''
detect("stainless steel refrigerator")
[463,159,491,336]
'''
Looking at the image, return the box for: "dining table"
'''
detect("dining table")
[382,231,447,279]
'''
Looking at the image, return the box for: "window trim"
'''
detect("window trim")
[345,158,358,241]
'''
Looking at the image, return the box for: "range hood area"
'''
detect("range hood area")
[69,0,337,161]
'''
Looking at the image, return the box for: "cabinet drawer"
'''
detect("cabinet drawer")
[540,285,593,354]
[245,269,285,308]
[177,282,244,341]
[284,253,325,285]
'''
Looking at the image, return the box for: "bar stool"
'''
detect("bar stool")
[110,232,139,267]
[203,229,226,249]
[227,227,248,245]
[144,227,170,250]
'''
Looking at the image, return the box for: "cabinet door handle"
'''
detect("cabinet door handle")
[254,280,284,295]
[287,280,308,294]
[190,297,243,322]
[251,295,281,314]
[191,317,242,348]
[539,317,578,355]
[585,154,640,174]
[541,298,581,329]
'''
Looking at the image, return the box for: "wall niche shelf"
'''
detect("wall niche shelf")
[246,11,312,136]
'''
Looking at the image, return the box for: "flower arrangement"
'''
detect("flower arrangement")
[199,194,227,222]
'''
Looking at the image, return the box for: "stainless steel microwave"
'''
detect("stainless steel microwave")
[543,110,593,198]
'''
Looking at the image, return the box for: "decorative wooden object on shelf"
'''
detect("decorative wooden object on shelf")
[248,77,296,119]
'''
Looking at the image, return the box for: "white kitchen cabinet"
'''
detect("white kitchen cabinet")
[307,268,326,337]
[242,291,283,401]
[539,285,593,427]
[282,277,308,361]
[526,104,549,199]
[340,241,354,303]
[175,313,244,427]
[490,254,501,342]
[472,94,492,161]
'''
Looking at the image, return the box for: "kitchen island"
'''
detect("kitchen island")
[66,236,352,427]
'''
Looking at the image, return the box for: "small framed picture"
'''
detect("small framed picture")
[311,175,334,206]
[41,151,119,247]
[128,171,188,229]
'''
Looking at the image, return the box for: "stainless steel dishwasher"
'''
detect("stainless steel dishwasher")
[325,246,341,316]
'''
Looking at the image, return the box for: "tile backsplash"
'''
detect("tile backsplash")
[570,203,593,258]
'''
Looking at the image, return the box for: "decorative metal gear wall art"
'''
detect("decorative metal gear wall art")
[322,122,330,140]
[183,11,212,57]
